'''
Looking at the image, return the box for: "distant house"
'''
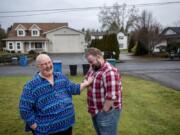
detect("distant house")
[90,31,106,40]
[154,27,180,52]
[3,23,86,53]
[117,32,128,50]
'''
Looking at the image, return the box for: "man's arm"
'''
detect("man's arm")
[19,83,37,130]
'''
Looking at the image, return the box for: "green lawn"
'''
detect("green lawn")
[0,75,179,135]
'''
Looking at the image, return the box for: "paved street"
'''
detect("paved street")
[0,52,180,90]
[118,52,180,90]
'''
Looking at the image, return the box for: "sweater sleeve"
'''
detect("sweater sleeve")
[19,83,36,126]
[63,75,80,95]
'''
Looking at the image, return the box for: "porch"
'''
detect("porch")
[23,41,48,53]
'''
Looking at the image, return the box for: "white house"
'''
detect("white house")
[153,40,167,52]
[3,23,86,54]
[117,32,128,50]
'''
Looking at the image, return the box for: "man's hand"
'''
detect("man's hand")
[103,100,113,112]
[30,123,37,130]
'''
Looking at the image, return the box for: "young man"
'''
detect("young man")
[85,48,122,135]
[19,54,93,135]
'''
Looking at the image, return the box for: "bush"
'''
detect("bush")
[128,37,135,52]
[11,51,15,53]
[28,50,37,54]
[135,41,148,56]
[166,42,180,53]
[90,33,120,59]
[41,52,47,54]
[6,50,10,53]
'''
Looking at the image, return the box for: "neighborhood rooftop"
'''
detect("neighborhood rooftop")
[7,23,68,37]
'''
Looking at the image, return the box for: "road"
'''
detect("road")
[0,52,180,90]
[118,52,180,90]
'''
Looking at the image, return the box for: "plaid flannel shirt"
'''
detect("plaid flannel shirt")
[86,62,122,116]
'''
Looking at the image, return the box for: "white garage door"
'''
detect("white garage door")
[53,34,82,53]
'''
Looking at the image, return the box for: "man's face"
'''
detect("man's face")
[86,55,101,71]
[38,58,53,77]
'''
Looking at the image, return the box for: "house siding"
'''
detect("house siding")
[46,27,85,53]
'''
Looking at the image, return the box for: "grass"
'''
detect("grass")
[0,75,179,135]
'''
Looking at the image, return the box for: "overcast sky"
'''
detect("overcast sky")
[0,0,180,30]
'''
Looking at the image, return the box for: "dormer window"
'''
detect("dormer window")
[29,24,41,37]
[31,29,40,36]
[119,36,124,39]
[15,24,26,37]
[17,29,25,36]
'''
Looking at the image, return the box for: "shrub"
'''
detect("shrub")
[135,41,148,56]
[90,33,120,59]
[28,50,36,54]
[11,51,15,53]
[166,42,180,53]
[128,37,135,52]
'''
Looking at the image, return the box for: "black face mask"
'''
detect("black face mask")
[92,61,101,71]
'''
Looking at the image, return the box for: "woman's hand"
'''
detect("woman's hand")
[80,76,94,91]
[30,123,37,130]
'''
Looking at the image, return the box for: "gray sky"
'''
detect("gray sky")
[0,0,180,30]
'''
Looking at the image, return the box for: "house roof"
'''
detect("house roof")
[3,37,48,41]
[161,27,180,35]
[160,27,180,39]
[7,23,68,37]
[43,26,85,34]
[169,27,180,34]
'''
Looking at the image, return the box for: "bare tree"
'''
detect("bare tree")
[0,25,6,50]
[134,10,162,54]
[98,3,139,33]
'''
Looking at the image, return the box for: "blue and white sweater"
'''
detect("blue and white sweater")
[19,72,80,135]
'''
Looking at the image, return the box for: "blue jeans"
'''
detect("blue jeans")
[92,109,121,135]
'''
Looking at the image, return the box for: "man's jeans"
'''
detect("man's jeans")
[92,109,121,135]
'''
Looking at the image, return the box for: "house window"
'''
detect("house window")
[35,42,42,48]
[16,42,21,50]
[8,43,13,50]
[32,29,39,36]
[17,30,25,36]
[119,36,124,39]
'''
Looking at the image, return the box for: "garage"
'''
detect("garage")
[53,34,81,53]
[46,27,85,53]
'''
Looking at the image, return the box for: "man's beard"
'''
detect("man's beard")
[92,61,101,72]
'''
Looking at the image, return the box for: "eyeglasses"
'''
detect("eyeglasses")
[39,61,52,67]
